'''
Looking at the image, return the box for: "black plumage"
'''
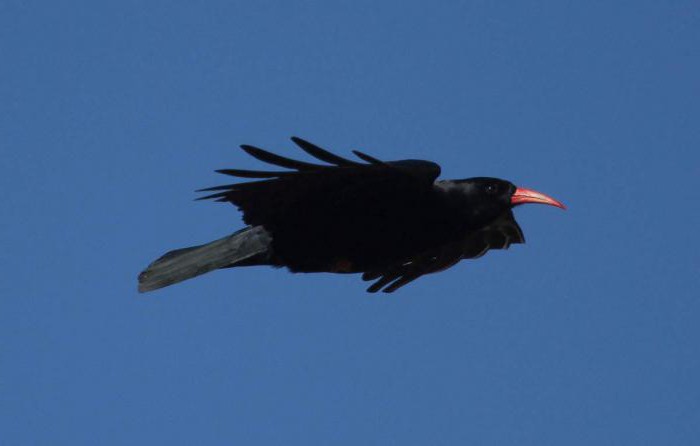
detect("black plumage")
[138,137,564,293]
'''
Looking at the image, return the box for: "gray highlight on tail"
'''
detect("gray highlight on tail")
[138,226,272,293]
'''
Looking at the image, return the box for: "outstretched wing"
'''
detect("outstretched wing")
[361,210,525,293]
[197,137,442,228]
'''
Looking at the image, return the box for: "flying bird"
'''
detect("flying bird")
[138,137,565,293]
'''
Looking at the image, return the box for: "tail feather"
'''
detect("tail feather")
[138,226,272,293]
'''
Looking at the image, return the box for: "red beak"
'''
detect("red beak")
[511,187,566,209]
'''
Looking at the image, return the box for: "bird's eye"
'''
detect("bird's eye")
[485,184,498,194]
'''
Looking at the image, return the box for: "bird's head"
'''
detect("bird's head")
[445,177,565,226]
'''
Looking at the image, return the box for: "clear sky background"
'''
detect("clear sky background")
[2,1,699,445]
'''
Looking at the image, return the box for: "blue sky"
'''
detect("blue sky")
[2,1,699,444]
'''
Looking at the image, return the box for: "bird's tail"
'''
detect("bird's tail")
[137,226,273,293]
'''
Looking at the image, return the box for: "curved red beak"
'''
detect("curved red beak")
[511,187,566,209]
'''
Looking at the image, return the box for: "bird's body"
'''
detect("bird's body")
[138,137,564,293]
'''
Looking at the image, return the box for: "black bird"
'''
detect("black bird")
[138,137,565,293]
